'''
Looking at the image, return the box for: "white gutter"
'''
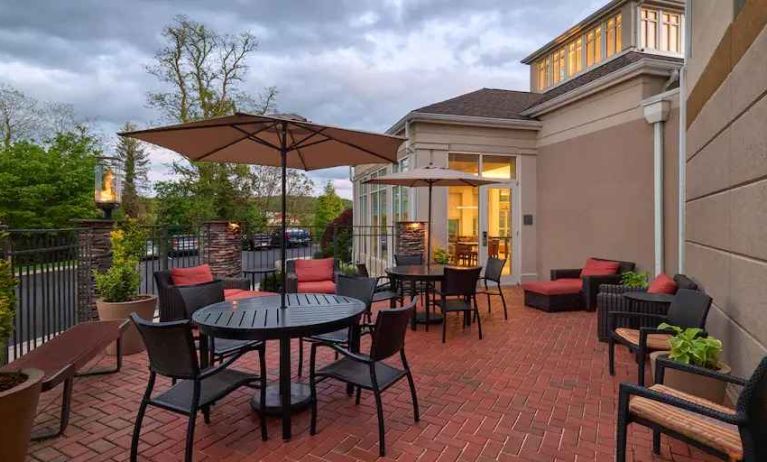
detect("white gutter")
[678,0,691,273]
[387,111,542,135]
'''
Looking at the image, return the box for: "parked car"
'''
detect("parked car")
[169,235,199,257]
[142,240,160,260]
[250,233,272,250]
[271,228,311,248]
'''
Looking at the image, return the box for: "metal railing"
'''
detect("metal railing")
[138,225,209,295]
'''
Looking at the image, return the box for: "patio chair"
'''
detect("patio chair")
[436,266,483,343]
[309,300,419,457]
[357,263,400,308]
[394,253,423,265]
[608,289,712,386]
[393,253,430,305]
[176,281,267,366]
[616,354,767,462]
[129,314,267,462]
[476,256,508,320]
[297,275,377,377]
[285,258,337,294]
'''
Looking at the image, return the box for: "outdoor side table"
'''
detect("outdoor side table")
[386,265,446,330]
[242,267,277,289]
[192,293,366,440]
[621,291,675,330]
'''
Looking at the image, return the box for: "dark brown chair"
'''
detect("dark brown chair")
[394,253,423,266]
[309,300,419,457]
[129,314,267,462]
[436,266,483,343]
[476,256,508,320]
[393,253,429,306]
[154,269,250,322]
[297,275,377,376]
[357,263,400,308]
[617,355,767,462]
[608,289,712,386]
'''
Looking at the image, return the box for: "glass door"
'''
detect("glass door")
[479,155,518,283]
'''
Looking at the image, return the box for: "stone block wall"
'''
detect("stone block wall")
[395,221,426,256]
[202,221,242,278]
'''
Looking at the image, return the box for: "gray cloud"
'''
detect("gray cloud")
[0,0,601,198]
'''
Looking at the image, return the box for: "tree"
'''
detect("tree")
[0,131,100,228]
[313,181,346,234]
[250,166,315,222]
[115,122,150,218]
[0,83,78,148]
[146,16,278,227]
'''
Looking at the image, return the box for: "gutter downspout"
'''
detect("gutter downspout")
[679,0,691,274]
[643,100,671,275]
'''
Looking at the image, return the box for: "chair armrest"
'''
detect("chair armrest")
[311,341,372,364]
[608,311,668,334]
[619,382,744,425]
[655,355,747,387]
[285,273,298,293]
[600,284,647,295]
[583,275,624,310]
[220,277,250,290]
[551,268,581,280]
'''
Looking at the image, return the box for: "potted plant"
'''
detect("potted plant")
[94,220,157,355]
[432,248,450,265]
[0,233,44,462]
[650,324,731,404]
[620,271,649,289]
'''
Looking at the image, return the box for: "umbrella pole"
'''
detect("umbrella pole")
[280,123,288,309]
[427,184,432,266]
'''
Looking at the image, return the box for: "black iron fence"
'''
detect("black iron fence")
[138,226,210,295]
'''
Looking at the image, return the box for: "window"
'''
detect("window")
[536,60,547,90]
[661,12,681,53]
[568,38,583,75]
[586,26,602,67]
[447,154,479,266]
[392,157,409,222]
[641,9,658,50]
[606,14,622,57]
[553,47,566,83]
[544,55,552,88]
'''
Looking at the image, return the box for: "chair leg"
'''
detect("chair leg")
[259,347,268,441]
[441,310,447,344]
[373,388,386,457]
[309,346,318,435]
[608,337,616,376]
[616,386,630,462]
[202,406,211,424]
[355,387,362,405]
[402,353,419,422]
[638,351,646,386]
[130,373,155,462]
[652,429,661,454]
[498,282,508,320]
[474,297,482,340]
[32,375,74,440]
[184,410,197,462]
[298,337,304,377]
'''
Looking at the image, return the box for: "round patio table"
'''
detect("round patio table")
[386,264,447,330]
[192,293,366,440]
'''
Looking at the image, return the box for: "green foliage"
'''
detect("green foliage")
[313,182,345,235]
[337,262,358,277]
[621,271,649,289]
[319,208,353,263]
[94,220,147,303]
[0,132,100,228]
[261,271,283,293]
[0,233,17,347]
[432,248,450,265]
[658,323,723,369]
[116,122,150,218]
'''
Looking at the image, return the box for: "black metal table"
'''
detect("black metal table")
[242,267,277,289]
[386,265,447,329]
[192,293,366,440]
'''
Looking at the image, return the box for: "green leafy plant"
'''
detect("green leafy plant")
[337,262,359,277]
[621,271,649,289]
[432,248,450,265]
[261,271,283,293]
[0,232,18,364]
[658,323,723,369]
[94,220,146,303]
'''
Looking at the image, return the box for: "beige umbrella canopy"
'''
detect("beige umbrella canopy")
[365,164,500,264]
[121,112,406,307]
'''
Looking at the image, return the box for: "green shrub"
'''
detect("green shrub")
[94,220,146,303]
[658,323,723,369]
[337,262,358,277]
[261,272,283,293]
[432,248,450,265]
[0,233,18,359]
[621,271,649,288]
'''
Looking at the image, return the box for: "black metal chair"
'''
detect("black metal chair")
[297,275,377,377]
[154,269,250,322]
[357,263,400,308]
[129,314,267,462]
[476,256,508,320]
[393,253,430,306]
[176,281,266,366]
[394,253,423,266]
[608,288,713,385]
[436,266,483,343]
[309,300,419,457]
[617,354,767,462]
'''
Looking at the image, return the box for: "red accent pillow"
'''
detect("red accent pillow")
[171,264,214,286]
[648,273,678,294]
[580,258,620,277]
[295,258,334,282]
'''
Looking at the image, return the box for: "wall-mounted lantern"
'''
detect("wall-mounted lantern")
[94,156,122,219]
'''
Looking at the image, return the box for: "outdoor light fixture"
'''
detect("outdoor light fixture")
[227,222,241,233]
[94,156,122,219]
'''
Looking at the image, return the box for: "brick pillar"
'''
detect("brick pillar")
[395,221,426,256]
[75,219,114,322]
[202,221,242,278]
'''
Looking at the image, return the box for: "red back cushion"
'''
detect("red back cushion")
[171,264,214,286]
[580,258,620,277]
[295,258,334,282]
[648,273,678,294]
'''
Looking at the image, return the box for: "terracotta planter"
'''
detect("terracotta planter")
[0,368,43,462]
[96,294,157,355]
[650,351,731,404]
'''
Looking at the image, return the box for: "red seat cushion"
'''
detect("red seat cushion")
[171,264,215,286]
[297,280,336,294]
[580,258,620,277]
[225,290,277,301]
[522,278,583,295]
[294,258,334,282]
[648,273,678,294]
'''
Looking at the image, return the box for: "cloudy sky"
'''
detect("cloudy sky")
[0,0,604,199]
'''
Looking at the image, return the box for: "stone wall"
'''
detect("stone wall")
[202,221,242,278]
[395,221,426,256]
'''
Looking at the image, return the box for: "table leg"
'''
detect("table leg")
[346,317,361,395]
[198,332,209,369]
[279,337,291,439]
[410,280,417,331]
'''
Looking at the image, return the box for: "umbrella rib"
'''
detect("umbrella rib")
[287,130,309,170]
[230,124,281,151]
[195,123,276,161]
[287,128,327,151]
[293,123,396,164]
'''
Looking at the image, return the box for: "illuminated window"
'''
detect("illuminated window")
[661,12,681,53]
[586,26,602,66]
[544,55,552,88]
[552,48,566,83]
[568,38,583,75]
[537,60,547,90]
[606,14,622,57]
[641,9,658,50]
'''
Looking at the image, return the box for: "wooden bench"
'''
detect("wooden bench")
[0,320,127,440]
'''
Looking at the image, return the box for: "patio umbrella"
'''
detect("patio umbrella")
[121,112,405,307]
[364,164,500,265]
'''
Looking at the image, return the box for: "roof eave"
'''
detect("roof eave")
[388,112,542,134]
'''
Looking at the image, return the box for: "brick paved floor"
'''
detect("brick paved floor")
[28,287,721,461]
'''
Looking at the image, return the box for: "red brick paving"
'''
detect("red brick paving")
[27,287,721,461]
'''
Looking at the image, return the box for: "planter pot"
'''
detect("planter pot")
[0,368,43,462]
[650,351,731,404]
[96,294,157,355]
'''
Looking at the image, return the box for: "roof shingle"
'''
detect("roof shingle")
[413,88,542,121]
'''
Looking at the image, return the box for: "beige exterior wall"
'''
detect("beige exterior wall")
[684,0,767,380]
